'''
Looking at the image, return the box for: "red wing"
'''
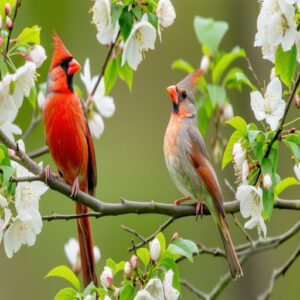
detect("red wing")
[187,127,225,218]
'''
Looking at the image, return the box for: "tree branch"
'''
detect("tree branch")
[258,244,300,300]
[28,145,49,159]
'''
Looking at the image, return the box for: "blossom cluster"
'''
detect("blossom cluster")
[255,0,300,62]
[0,140,48,257]
[92,0,176,70]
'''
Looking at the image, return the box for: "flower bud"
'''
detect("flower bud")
[124,261,132,277]
[27,45,47,68]
[6,16,12,29]
[149,238,161,261]
[263,174,272,190]
[221,103,234,121]
[100,267,113,288]
[171,232,179,241]
[288,128,296,134]
[93,246,101,263]
[200,55,210,73]
[37,90,46,109]
[294,164,300,181]
[295,95,300,109]
[130,255,138,269]
[5,3,11,16]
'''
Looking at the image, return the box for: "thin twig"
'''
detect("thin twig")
[258,244,300,300]
[22,115,41,141]
[233,214,254,245]
[121,224,147,244]
[90,31,120,97]
[28,145,49,159]
[180,279,209,300]
[3,0,21,60]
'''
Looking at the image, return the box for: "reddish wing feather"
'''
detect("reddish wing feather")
[186,127,225,218]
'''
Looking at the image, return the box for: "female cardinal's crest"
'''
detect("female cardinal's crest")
[177,69,203,91]
[50,33,73,70]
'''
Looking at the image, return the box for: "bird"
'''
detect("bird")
[164,69,242,279]
[43,33,98,287]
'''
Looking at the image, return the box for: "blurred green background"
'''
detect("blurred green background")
[0,0,299,299]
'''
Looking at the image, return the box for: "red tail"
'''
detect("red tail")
[76,202,98,287]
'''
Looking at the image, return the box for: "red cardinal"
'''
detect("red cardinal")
[164,70,242,279]
[43,34,98,286]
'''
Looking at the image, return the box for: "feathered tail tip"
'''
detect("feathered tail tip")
[49,32,73,70]
[177,69,203,91]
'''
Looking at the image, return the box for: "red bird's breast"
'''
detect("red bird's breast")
[43,92,89,189]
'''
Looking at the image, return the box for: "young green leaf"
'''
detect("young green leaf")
[171,59,194,73]
[155,232,166,252]
[194,16,228,54]
[207,84,226,107]
[283,133,300,162]
[17,26,41,45]
[111,4,123,25]
[212,47,246,84]
[119,62,133,91]
[0,165,15,188]
[27,86,37,110]
[262,183,275,220]
[104,57,119,95]
[275,177,299,197]
[106,258,125,276]
[46,265,81,291]
[147,12,158,29]
[137,248,150,267]
[53,288,78,300]
[120,281,135,300]
[226,116,247,136]
[168,238,194,262]
[132,6,142,20]
[275,44,297,88]
[119,8,134,40]
[159,258,181,294]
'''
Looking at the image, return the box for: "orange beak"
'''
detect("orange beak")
[67,58,81,76]
[167,85,178,105]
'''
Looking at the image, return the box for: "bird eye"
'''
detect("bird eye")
[181,90,187,99]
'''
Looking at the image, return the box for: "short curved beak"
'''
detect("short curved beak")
[67,58,81,76]
[167,85,178,105]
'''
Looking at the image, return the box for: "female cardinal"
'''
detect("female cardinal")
[164,70,242,279]
[43,34,98,286]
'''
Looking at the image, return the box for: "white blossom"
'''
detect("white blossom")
[134,290,156,300]
[250,77,285,130]
[241,160,249,184]
[92,0,120,45]
[0,208,12,243]
[263,174,273,190]
[294,163,300,180]
[200,55,210,73]
[255,0,297,61]
[0,121,21,141]
[122,14,156,70]
[15,62,36,101]
[27,45,47,68]
[64,237,80,267]
[156,0,176,28]
[100,266,113,288]
[80,59,115,139]
[163,270,179,300]
[221,103,234,121]
[93,245,101,263]
[104,296,112,300]
[134,278,164,300]
[149,238,161,261]
[236,185,267,239]
[37,90,46,109]
[232,142,246,171]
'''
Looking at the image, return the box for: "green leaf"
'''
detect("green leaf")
[132,6,142,20]
[53,288,78,300]
[147,12,158,29]
[119,8,134,40]
[83,282,97,297]
[136,248,150,267]
[193,16,228,54]
[226,116,247,136]
[275,177,299,197]
[159,258,181,293]
[0,59,8,76]
[212,47,246,84]
[235,72,256,90]
[222,130,244,170]
[0,166,15,188]
[262,183,274,220]
[275,44,297,88]
[17,26,41,45]
[111,4,123,25]
[283,133,300,162]
[0,148,5,165]
[104,57,119,95]
[168,238,194,262]
[207,84,226,107]
[248,130,261,144]
[27,86,37,110]
[120,281,135,300]
[106,259,125,276]
[171,59,194,73]
[46,265,81,291]
[155,232,166,252]
[119,62,133,91]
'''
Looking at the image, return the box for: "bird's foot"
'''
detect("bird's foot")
[70,177,80,198]
[173,196,192,215]
[195,201,204,221]
[44,165,51,183]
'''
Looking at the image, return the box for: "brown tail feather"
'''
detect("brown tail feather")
[218,216,243,280]
[76,202,98,287]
